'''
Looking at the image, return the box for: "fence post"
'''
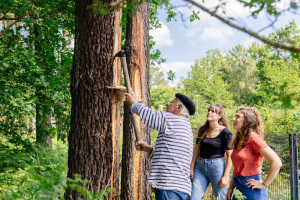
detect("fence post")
[289,133,299,200]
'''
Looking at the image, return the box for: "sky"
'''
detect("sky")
[150,0,300,87]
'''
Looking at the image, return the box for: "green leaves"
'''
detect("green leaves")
[0,0,75,146]
[68,174,116,200]
[88,0,118,15]
[167,70,176,82]
[180,55,234,107]
[166,6,177,22]
[261,82,298,109]
[150,86,179,111]
[237,0,280,17]
[233,188,247,200]
[0,139,116,200]
[190,10,200,22]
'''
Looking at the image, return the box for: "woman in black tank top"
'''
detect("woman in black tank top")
[190,104,233,200]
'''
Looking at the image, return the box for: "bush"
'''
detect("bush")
[0,135,114,200]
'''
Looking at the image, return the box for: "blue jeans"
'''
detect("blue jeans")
[233,174,267,200]
[155,189,189,200]
[191,157,228,200]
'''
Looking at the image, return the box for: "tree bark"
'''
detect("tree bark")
[66,0,122,199]
[121,2,152,200]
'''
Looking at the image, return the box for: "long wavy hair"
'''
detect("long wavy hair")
[197,104,229,142]
[231,107,264,150]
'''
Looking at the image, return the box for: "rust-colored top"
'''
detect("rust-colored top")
[231,133,269,176]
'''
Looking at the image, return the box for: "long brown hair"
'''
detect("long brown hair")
[197,104,229,142]
[231,107,264,150]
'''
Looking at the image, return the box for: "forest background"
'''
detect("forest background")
[1,0,300,199]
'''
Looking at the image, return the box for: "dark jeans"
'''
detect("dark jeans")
[155,189,189,200]
[233,174,268,200]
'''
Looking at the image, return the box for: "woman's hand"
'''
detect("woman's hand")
[219,176,228,188]
[190,167,194,180]
[225,188,233,200]
[246,179,267,190]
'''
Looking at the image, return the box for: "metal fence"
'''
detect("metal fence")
[262,134,291,199]
[290,134,299,200]
[262,133,300,200]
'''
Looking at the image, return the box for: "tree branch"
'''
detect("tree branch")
[40,102,71,106]
[185,0,300,54]
[0,17,22,20]
[0,21,18,38]
[0,15,26,38]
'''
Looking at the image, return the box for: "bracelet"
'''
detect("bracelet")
[262,182,267,187]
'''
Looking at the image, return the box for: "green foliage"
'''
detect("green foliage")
[180,55,234,107]
[0,135,68,199]
[218,45,258,105]
[150,86,179,111]
[0,136,114,200]
[237,0,300,17]
[261,82,298,109]
[190,10,200,22]
[165,6,177,22]
[67,174,116,200]
[1,0,74,146]
[167,70,176,82]
[149,42,166,66]
[250,21,300,108]
[232,188,247,200]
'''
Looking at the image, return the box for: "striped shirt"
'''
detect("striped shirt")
[131,102,193,196]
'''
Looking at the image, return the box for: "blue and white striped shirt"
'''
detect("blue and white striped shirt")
[131,102,193,196]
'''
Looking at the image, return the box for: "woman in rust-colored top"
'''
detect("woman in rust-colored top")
[225,107,282,200]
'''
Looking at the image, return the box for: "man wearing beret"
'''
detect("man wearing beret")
[124,93,195,200]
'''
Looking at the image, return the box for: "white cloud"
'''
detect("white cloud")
[182,0,260,19]
[243,37,261,48]
[199,26,235,45]
[150,22,174,47]
[158,61,194,87]
[160,61,194,73]
[189,41,196,45]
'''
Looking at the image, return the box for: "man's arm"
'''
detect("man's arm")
[125,93,167,132]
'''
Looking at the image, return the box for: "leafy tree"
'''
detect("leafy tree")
[250,21,300,107]
[180,55,234,108]
[219,45,258,105]
[150,66,169,87]
[150,86,180,111]
[0,0,75,147]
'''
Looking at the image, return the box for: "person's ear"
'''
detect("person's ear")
[177,104,183,110]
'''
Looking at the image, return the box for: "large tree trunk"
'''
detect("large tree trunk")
[121,2,152,200]
[66,0,122,199]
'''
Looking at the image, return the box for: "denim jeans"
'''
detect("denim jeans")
[155,189,189,200]
[233,174,268,200]
[191,157,228,200]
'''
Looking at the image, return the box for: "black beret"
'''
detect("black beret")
[175,93,195,115]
